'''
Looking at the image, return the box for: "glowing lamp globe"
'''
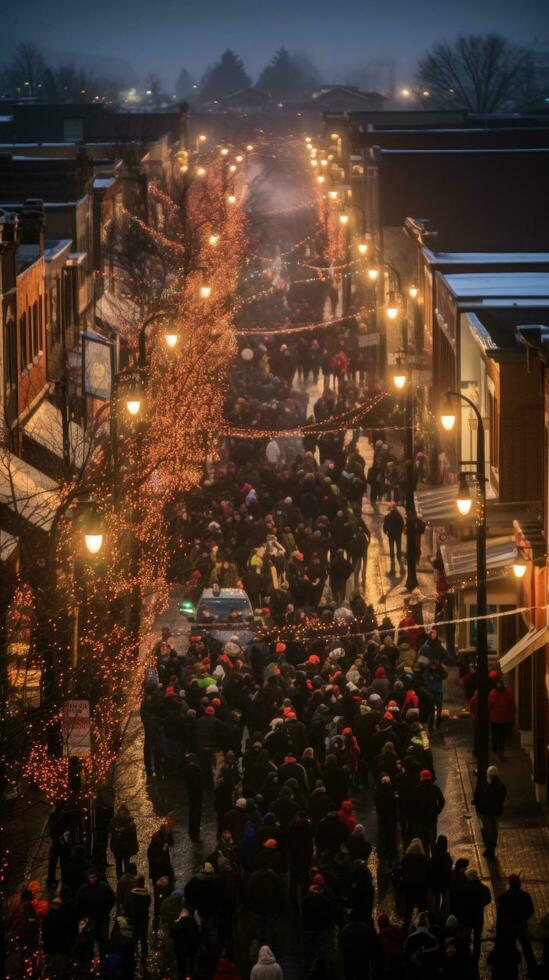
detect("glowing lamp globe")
[227,194,236,205]
[220,147,229,156]
[328,190,338,201]
[513,556,527,579]
[339,212,349,226]
[200,285,212,299]
[320,158,328,168]
[236,155,243,163]
[196,166,206,177]
[229,163,237,173]
[456,475,472,516]
[85,533,104,555]
[408,285,419,299]
[440,395,456,431]
[246,144,254,152]
[208,233,220,247]
[367,267,379,281]
[199,134,207,143]
[357,241,368,256]
[316,175,325,184]
[386,294,399,320]
[241,347,254,362]
[165,332,179,348]
[126,399,141,416]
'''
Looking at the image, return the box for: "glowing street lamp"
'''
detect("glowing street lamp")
[229,163,237,173]
[357,240,368,256]
[440,393,456,431]
[513,552,527,579]
[408,284,419,299]
[456,473,473,516]
[320,158,328,168]
[386,291,400,319]
[246,144,254,152]
[392,355,407,390]
[367,267,379,281]
[339,211,349,226]
[328,189,338,201]
[227,193,237,205]
[164,328,179,349]
[316,174,325,184]
[208,233,220,247]
[200,283,212,300]
[196,166,206,177]
[310,158,318,168]
[220,146,229,157]
[81,504,105,556]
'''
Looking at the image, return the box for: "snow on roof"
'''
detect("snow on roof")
[374,147,549,155]
[93,177,116,189]
[24,398,86,468]
[443,272,549,299]
[0,451,59,531]
[426,251,549,266]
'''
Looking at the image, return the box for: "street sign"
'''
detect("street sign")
[358,332,379,348]
[63,699,91,757]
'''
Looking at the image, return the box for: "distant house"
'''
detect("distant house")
[309,86,386,113]
[213,88,272,113]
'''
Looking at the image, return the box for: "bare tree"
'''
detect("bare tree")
[0,42,51,97]
[416,33,537,113]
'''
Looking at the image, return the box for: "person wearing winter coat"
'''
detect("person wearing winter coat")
[457,867,490,966]
[473,765,507,858]
[147,821,175,887]
[411,770,445,856]
[347,823,372,862]
[374,774,399,865]
[377,913,405,980]
[248,867,285,946]
[171,906,200,980]
[76,869,115,961]
[250,945,284,980]
[108,804,138,879]
[382,503,404,574]
[496,873,538,975]
[428,834,453,916]
[329,549,353,605]
[339,910,379,980]
[287,812,314,903]
[184,753,205,842]
[398,837,430,931]
[128,874,151,966]
[488,681,515,757]
[302,881,337,970]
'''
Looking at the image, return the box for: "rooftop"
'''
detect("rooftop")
[442,272,549,299]
[425,250,549,267]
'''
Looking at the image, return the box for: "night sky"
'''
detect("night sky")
[3,0,548,88]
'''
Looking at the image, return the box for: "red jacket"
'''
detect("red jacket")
[488,686,515,724]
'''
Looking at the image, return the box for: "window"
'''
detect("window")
[488,388,500,471]
[32,300,39,359]
[5,320,17,388]
[19,312,27,370]
[63,118,83,142]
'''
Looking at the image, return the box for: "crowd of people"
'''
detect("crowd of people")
[7,159,542,980]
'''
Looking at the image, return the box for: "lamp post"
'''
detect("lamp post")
[391,353,418,590]
[440,390,489,787]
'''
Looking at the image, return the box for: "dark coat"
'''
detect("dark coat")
[248,868,285,914]
[473,776,506,817]
[76,879,115,924]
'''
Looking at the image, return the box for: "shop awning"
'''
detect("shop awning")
[0,452,60,531]
[440,536,518,585]
[500,624,548,674]
[24,398,86,468]
[415,485,458,523]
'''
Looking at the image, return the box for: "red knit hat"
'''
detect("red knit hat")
[312,873,325,886]
[420,769,432,782]
[205,706,215,715]
[275,642,286,654]
[308,654,320,664]
[342,727,352,736]
[264,838,278,849]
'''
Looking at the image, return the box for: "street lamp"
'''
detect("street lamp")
[200,283,212,299]
[220,146,229,157]
[80,503,105,556]
[357,240,368,256]
[124,375,144,416]
[513,551,527,579]
[164,328,179,349]
[328,189,338,201]
[227,193,236,205]
[439,389,489,789]
[208,232,220,247]
[316,174,325,185]
[196,166,206,177]
[229,163,237,174]
[235,154,243,163]
[310,158,318,168]
[367,267,379,281]
[391,350,418,590]
[339,211,349,226]
[408,285,419,300]
[386,291,400,320]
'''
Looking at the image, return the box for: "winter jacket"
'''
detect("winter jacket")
[383,509,404,539]
[474,776,507,816]
[76,879,115,924]
[488,687,515,725]
[248,868,285,914]
[412,781,445,826]
[109,815,138,858]
[250,946,284,980]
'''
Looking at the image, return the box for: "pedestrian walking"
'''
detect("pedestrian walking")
[412,769,445,857]
[383,503,404,575]
[473,765,507,858]
[184,753,205,842]
[250,945,284,980]
[462,868,491,966]
[128,873,151,968]
[76,868,115,962]
[496,873,538,975]
[488,680,515,758]
[171,906,200,980]
[109,804,139,880]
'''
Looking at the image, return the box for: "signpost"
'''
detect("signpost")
[62,699,91,757]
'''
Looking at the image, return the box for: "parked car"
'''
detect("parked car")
[180,585,256,646]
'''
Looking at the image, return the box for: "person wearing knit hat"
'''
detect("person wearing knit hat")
[205,705,215,715]
[264,838,277,848]
[275,641,286,655]
[412,769,445,856]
